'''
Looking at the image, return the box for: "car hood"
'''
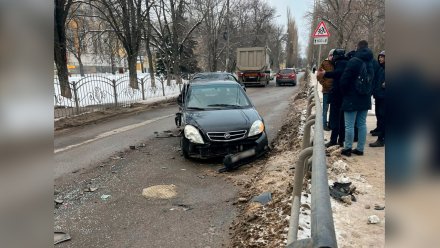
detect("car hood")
[184,108,261,133]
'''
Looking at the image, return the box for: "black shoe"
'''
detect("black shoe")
[338,142,344,147]
[371,131,380,136]
[370,128,378,134]
[369,140,385,147]
[351,149,364,155]
[341,148,351,157]
[325,141,337,148]
[324,126,331,131]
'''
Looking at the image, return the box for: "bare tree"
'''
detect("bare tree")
[85,0,146,89]
[286,8,299,68]
[143,0,156,87]
[66,6,90,76]
[54,0,75,98]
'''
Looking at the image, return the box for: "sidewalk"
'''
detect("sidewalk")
[311,72,385,247]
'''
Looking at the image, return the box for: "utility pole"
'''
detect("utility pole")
[225,0,230,72]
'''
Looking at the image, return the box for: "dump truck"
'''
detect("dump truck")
[236,47,270,87]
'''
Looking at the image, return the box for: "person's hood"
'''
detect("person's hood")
[184,108,261,133]
[378,50,385,68]
[355,47,374,62]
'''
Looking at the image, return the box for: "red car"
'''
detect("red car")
[276,68,297,86]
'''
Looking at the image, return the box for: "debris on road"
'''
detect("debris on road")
[155,130,181,138]
[84,187,98,192]
[329,181,357,204]
[100,194,111,200]
[251,192,272,205]
[367,215,381,224]
[54,232,71,245]
[142,184,177,199]
[365,204,371,209]
[238,197,248,203]
[331,160,349,174]
[129,145,136,150]
[374,204,385,210]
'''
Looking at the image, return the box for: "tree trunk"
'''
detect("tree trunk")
[165,61,171,86]
[77,55,85,76]
[54,2,72,98]
[173,61,181,85]
[146,40,156,88]
[127,54,139,89]
[139,55,144,73]
[110,52,116,75]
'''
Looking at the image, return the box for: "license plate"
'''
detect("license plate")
[246,73,258,77]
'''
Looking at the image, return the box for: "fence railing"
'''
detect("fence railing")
[286,80,337,248]
[54,74,181,119]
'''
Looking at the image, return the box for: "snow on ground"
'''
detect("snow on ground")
[54,73,184,108]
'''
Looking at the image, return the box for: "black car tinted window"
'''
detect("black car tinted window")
[186,84,250,109]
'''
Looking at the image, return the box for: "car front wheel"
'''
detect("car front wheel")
[181,137,191,159]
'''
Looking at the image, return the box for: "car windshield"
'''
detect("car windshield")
[186,84,251,109]
[280,69,294,74]
[192,73,237,82]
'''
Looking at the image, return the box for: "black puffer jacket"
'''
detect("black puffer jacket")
[324,55,348,105]
[373,55,385,99]
[340,47,375,111]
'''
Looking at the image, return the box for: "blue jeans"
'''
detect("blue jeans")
[344,110,367,152]
[322,93,330,126]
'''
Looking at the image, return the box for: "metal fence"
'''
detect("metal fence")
[286,80,337,247]
[54,74,181,118]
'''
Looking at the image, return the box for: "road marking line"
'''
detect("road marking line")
[54,114,174,154]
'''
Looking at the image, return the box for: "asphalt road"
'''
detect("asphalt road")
[54,74,302,248]
[54,74,302,178]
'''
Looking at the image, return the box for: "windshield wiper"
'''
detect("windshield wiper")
[207,104,242,108]
[186,107,206,110]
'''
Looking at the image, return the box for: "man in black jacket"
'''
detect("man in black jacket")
[370,51,385,147]
[339,40,375,156]
[317,49,347,147]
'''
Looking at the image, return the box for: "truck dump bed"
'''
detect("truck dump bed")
[236,47,269,71]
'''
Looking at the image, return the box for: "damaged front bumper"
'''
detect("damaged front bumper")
[185,132,269,160]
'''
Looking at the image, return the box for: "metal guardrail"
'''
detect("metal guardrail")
[286,81,337,248]
[54,74,181,118]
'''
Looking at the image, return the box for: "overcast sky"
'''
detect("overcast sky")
[268,0,314,58]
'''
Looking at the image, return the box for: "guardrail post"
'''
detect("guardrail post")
[287,147,313,245]
[302,119,315,149]
[306,102,315,118]
[306,114,316,123]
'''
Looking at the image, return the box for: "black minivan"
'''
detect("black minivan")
[176,81,269,162]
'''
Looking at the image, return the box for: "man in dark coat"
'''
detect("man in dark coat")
[339,40,375,156]
[370,50,385,147]
[317,49,347,147]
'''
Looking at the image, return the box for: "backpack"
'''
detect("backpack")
[353,58,372,95]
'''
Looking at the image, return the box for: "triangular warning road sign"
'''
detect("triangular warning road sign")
[313,21,330,37]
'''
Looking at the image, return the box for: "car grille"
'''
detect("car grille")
[207,130,247,142]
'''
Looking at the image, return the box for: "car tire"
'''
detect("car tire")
[181,137,190,159]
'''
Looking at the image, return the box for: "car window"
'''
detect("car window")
[280,69,294,74]
[192,73,238,82]
[186,84,250,109]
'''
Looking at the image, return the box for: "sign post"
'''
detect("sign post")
[313,21,330,65]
